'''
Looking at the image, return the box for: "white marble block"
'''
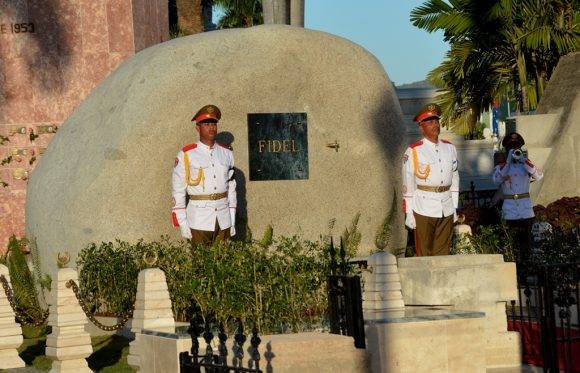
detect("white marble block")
[0,264,25,369]
[397,254,521,369]
[127,268,176,371]
[46,267,93,373]
[363,252,405,319]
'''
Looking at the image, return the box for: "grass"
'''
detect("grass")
[3,334,134,372]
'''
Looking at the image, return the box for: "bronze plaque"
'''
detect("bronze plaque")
[248,113,308,181]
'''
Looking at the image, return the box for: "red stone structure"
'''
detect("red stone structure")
[0,0,169,251]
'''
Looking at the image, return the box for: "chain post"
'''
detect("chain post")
[65,279,133,331]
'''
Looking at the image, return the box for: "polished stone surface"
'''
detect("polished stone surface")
[0,0,169,251]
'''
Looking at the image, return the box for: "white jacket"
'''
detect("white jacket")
[492,158,542,220]
[402,138,460,218]
[172,141,237,234]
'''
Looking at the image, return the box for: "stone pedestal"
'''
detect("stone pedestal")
[452,223,473,254]
[363,252,404,320]
[397,255,521,369]
[45,268,92,373]
[365,307,487,373]
[127,268,175,370]
[139,328,368,373]
[0,264,25,369]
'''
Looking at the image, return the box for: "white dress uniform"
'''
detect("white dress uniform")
[402,138,460,221]
[172,141,237,238]
[492,158,543,220]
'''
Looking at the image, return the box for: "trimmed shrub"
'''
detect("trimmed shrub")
[76,234,340,334]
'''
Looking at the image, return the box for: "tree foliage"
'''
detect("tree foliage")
[411,0,579,135]
[214,0,263,28]
[4,236,48,323]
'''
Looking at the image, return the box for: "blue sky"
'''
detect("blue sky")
[214,1,448,85]
[305,0,449,86]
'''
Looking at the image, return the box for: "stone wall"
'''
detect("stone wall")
[0,0,169,251]
[516,52,580,204]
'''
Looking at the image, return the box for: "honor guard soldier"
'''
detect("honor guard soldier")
[402,103,459,256]
[171,104,237,245]
[492,132,543,263]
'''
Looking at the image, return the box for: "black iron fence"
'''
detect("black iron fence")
[459,181,498,208]
[507,262,580,372]
[180,319,262,373]
[327,238,366,349]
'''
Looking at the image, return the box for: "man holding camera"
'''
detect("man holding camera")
[492,132,543,262]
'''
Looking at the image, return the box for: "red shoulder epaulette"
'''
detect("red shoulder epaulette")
[182,143,197,152]
[409,140,423,149]
[217,142,231,150]
[525,159,535,168]
[441,139,452,144]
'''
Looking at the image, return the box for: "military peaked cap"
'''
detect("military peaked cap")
[502,132,525,149]
[192,104,221,123]
[414,103,442,124]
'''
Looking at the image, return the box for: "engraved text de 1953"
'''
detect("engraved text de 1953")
[0,23,35,34]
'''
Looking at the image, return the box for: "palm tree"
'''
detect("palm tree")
[171,0,214,36]
[214,0,264,28]
[411,0,578,135]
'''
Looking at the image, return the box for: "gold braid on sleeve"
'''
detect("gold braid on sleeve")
[412,148,430,180]
[183,152,205,187]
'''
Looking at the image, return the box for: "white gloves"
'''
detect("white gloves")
[229,208,236,237]
[180,224,192,239]
[506,149,514,164]
[405,213,416,230]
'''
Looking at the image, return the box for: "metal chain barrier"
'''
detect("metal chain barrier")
[0,274,49,327]
[65,279,133,331]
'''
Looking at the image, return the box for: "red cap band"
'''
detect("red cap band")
[193,113,219,122]
[414,111,440,124]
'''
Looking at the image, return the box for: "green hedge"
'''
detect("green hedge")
[76,234,337,333]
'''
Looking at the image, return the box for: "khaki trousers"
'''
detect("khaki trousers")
[414,212,453,256]
[190,219,230,246]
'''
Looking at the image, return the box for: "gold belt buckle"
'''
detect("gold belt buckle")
[513,194,520,200]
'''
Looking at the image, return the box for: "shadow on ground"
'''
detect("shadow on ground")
[13,334,132,372]
[19,338,50,370]
[87,335,131,371]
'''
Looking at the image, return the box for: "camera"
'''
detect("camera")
[512,148,524,161]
